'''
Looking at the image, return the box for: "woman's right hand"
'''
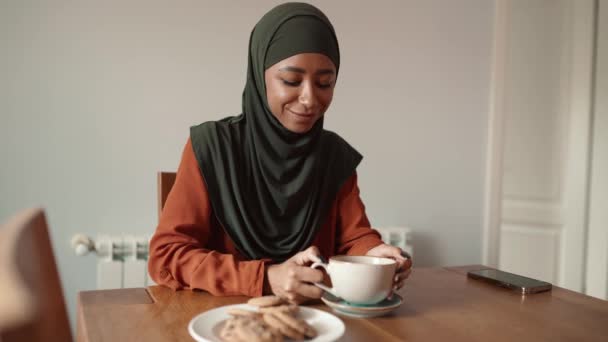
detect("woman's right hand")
[264,246,325,304]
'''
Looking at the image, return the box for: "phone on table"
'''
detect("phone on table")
[467,269,552,294]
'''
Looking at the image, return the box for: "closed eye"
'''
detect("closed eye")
[282,79,300,87]
[281,79,333,89]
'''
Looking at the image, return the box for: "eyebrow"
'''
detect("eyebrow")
[279,66,335,75]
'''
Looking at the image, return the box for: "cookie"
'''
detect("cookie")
[273,311,317,338]
[233,316,282,342]
[219,317,241,342]
[228,308,261,318]
[258,304,299,316]
[247,295,285,308]
[263,312,304,340]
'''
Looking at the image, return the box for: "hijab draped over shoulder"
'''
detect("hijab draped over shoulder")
[190,2,362,261]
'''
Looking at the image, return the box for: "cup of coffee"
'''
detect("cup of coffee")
[310,255,396,305]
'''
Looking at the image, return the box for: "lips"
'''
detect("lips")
[288,108,315,118]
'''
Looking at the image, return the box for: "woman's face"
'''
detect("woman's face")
[264,53,336,133]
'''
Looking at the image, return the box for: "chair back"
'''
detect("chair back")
[0,208,72,342]
[157,171,177,221]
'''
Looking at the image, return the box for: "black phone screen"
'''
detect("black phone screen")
[467,269,552,293]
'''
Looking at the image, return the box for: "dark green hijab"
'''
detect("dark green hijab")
[190,2,362,261]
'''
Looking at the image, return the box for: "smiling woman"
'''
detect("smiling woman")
[148,2,412,304]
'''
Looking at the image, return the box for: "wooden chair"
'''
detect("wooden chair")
[0,208,72,342]
[157,171,177,221]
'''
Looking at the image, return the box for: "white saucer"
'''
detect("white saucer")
[320,293,403,318]
[188,303,345,342]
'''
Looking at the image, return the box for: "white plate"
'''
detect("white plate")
[188,303,345,342]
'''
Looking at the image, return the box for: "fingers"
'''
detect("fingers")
[384,246,412,273]
[395,258,407,273]
[283,293,309,305]
[389,260,411,298]
[391,247,412,272]
[293,246,323,265]
[395,278,406,291]
[394,267,412,282]
[393,268,412,291]
[271,247,326,303]
[287,266,324,284]
[397,258,413,272]
[382,244,406,260]
[369,244,410,263]
[280,265,324,300]
[293,282,324,299]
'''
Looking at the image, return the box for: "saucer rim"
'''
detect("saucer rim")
[321,293,403,313]
[330,307,388,318]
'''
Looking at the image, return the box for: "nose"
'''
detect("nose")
[298,81,319,110]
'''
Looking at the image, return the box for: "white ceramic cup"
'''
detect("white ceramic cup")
[310,255,397,305]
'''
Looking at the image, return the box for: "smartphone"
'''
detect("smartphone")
[467,269,552,294]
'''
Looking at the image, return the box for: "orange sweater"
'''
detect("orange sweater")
[148,139,383,297]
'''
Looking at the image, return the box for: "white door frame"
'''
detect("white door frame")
[585,0,608,299]
[482,0,509,268]
[559,0,596,293]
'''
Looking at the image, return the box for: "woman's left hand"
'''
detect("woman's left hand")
[366,243,412,292]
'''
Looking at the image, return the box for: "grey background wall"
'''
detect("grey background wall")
[0,0,494,329]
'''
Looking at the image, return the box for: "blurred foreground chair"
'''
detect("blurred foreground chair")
[0,208,72,342]
[157,171,177,221]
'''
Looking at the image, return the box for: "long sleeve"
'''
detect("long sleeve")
[148,139,267,297]
[335,173,384,255]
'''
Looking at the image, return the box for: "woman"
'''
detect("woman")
[149,2,412,303]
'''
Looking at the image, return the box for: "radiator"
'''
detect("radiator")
[72,227,412,290]
[72,234,154,289]
[377,226,414,258]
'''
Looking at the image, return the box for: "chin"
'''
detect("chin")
[286,123,315,134]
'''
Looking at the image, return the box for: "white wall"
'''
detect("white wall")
[0,0,494,330]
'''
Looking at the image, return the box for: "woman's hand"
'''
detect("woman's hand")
[264,246,325,304]
[366,243,412,291]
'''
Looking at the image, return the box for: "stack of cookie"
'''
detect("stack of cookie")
[219,296,318,342]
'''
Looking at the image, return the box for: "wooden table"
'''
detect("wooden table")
[76,265,608,341]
